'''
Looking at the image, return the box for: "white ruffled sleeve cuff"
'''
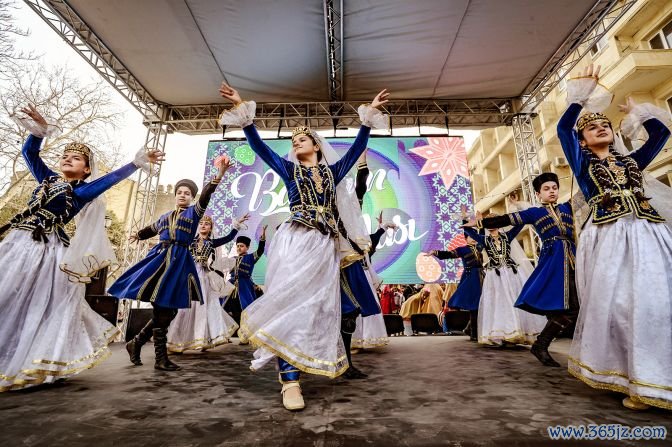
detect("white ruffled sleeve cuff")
[566,77,613,112]
[621,103,672,141]
[10,114,62,138]
[358,104,389,130]
[132,147,158,175]
[219,101,256,128]
[232,218,247,231]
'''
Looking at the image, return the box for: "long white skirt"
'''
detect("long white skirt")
[239,223,348,378]
[167,265,238,352]
[352,313,389,349]
[569,215,672,410]
[478,266,545,346]
[0,230,117,392]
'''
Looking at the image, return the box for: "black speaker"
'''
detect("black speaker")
[85,266,108,296]
[125,308,154,342]
[84,294,118,327]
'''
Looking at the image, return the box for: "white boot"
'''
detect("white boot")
[281,382,305,411]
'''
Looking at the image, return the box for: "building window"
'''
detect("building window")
[537,135,544,148]
[589,35,608,58]
[649,18,672,49]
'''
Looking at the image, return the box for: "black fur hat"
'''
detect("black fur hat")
[532,172,559,193]
[175,179,198,196]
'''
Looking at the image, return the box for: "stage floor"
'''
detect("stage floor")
[0,336,668,447]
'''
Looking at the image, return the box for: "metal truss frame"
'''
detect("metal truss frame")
[23,0,164,121]
[511,114,541,205]
[323,0,344,103]
[167,98,516,134]
[511,113,542,260]
[520,0,637,112]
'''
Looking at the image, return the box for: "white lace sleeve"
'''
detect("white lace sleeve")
[132,147,158,175]
[566,77,613,112]
[621,103,672,141]
[232,217,248,231]
[218,101,256,127]
[10,114,62,138]
[358,104,389,130]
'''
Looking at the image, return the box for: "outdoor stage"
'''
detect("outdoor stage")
[0,337,668,447]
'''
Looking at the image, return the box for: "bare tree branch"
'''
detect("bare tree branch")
[0,62,123,205]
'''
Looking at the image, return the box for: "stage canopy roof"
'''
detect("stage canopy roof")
[26,0,634,132]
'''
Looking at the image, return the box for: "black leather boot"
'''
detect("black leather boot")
[341,315,368,380]
[469,311,478,342]
[530,318,567,367]
[153,328,180,371]
[126,320,154,366]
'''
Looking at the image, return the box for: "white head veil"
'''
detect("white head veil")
[60,151,118,283]
[571,103,672,232]
[10,111,116,283]
[288,132,372,258]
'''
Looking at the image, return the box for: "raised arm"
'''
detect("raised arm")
[482,208,535,229]
[620,100,672,170]
[330,90,389,184]
[253,225,267,261]
[212,228,239,248]
[195,155,232,217]
[431,250,459,260]
[243,125,293,182]
[254,238,266,261]
[74,162,138,204]
[504,224,525,242]
[74,149,164,205]
[355,152,370,204]
[137,219,161,240]
[462,226,486,246]
[329,126,372,184]
[557,103,589,180]
[369,227,386,249]
[218,83,293,181]
[21,135,56,183]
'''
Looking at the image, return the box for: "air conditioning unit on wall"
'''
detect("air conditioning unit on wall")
[553,156,568,168]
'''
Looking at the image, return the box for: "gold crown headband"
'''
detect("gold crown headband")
[63,142,91,159]
[576,112,611,131]
[291,125,314,139]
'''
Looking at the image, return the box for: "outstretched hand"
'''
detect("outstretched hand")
[371,89,390,109]
[462,218,478,228]
[219,82,242,105]
[215,155,232,179]
[618,97,637,115]
[238,212,251,225]
[579,63,601,80]
[261,225,267,239]
[146,149,165,164]
[20,104,47,127]
[128,233,139,243]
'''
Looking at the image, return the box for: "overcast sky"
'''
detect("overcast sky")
[9,0,477,186]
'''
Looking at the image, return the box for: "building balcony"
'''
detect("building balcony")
[601,49,672,113]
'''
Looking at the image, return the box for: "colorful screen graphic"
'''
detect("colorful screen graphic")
[204,136,473,284]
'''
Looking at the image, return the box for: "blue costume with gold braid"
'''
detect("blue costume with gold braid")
[438,245,484,312]
[241,123,372,384]
[109,179,220,309]
[224,238,266,322]
[483,203,577,315]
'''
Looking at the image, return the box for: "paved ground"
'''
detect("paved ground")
[0,336,669,447]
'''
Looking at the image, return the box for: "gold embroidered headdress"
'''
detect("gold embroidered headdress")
[577,112,611,131]
[291,125,313,139]
[63,142,91,159]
